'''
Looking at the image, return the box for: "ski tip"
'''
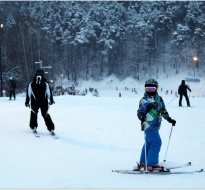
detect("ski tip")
[112,170,120,173]
[112,170,118,172]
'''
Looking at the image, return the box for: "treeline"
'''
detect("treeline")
[0,1,205,87]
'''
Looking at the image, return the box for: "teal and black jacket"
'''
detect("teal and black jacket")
[137,93,170,131]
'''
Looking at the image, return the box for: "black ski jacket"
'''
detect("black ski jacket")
[8,79,16,89]
[25,76,54,106]
[178,81,191,95]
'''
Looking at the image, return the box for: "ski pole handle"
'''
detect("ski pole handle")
[141,122,145,131]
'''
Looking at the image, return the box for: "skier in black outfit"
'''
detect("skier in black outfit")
[8,77,16,100]
[25,69,56,135]
[178,80,191,107]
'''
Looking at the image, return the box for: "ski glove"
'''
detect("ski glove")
[49,100,55,105]
[139,116,146,122]
[167,117,176,126]
[25,102,30,107]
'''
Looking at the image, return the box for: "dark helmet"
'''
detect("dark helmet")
[181,80,185,84]
[145,79,158,88]
[35,69,44,77]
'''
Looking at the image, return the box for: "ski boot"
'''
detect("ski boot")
[147,165,170,172]
[133,163,145,171]
[50,130,55,136]
[32,127,37,134]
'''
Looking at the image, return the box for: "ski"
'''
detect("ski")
[30,129,59,139]
[112,168,204,175]
[51,134,59,139]
[31,128,40,138]
[162,161,192,170]
[50,132,59,139]
[168,169,204,174]
[32,131,40,138]
[32,132,59,139]
[132,161,191,171]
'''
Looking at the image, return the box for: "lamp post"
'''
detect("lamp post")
[35,60,42,69]
[35,60,52,70]
[192,56,198,77]
[0,23,3,97]
[60,74,63,87]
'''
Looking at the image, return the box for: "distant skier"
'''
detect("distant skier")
[135,79,176,172]
[178,80,191,107]
[25,69,56,135]
[8,77,17,100]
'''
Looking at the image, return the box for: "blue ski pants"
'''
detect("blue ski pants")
[140,129,162,166]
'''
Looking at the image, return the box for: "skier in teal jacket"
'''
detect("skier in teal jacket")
[136,79,176,172]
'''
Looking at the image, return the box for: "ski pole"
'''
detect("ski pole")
[168,96,177,105]
[144,132,148,173]
[163,125,174,162]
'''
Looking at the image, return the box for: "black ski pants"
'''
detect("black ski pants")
[179,94,190,107]
[9,88,16,100]
[30,102,54,131]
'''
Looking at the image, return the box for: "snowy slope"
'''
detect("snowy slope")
[0,76,205,188]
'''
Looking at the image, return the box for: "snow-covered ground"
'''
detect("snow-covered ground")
[0,76,205,188]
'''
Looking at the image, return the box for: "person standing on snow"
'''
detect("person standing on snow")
[178,80,191,107]
[135,79,176,172]
[8,77,17,100]
[25,69,56,135]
